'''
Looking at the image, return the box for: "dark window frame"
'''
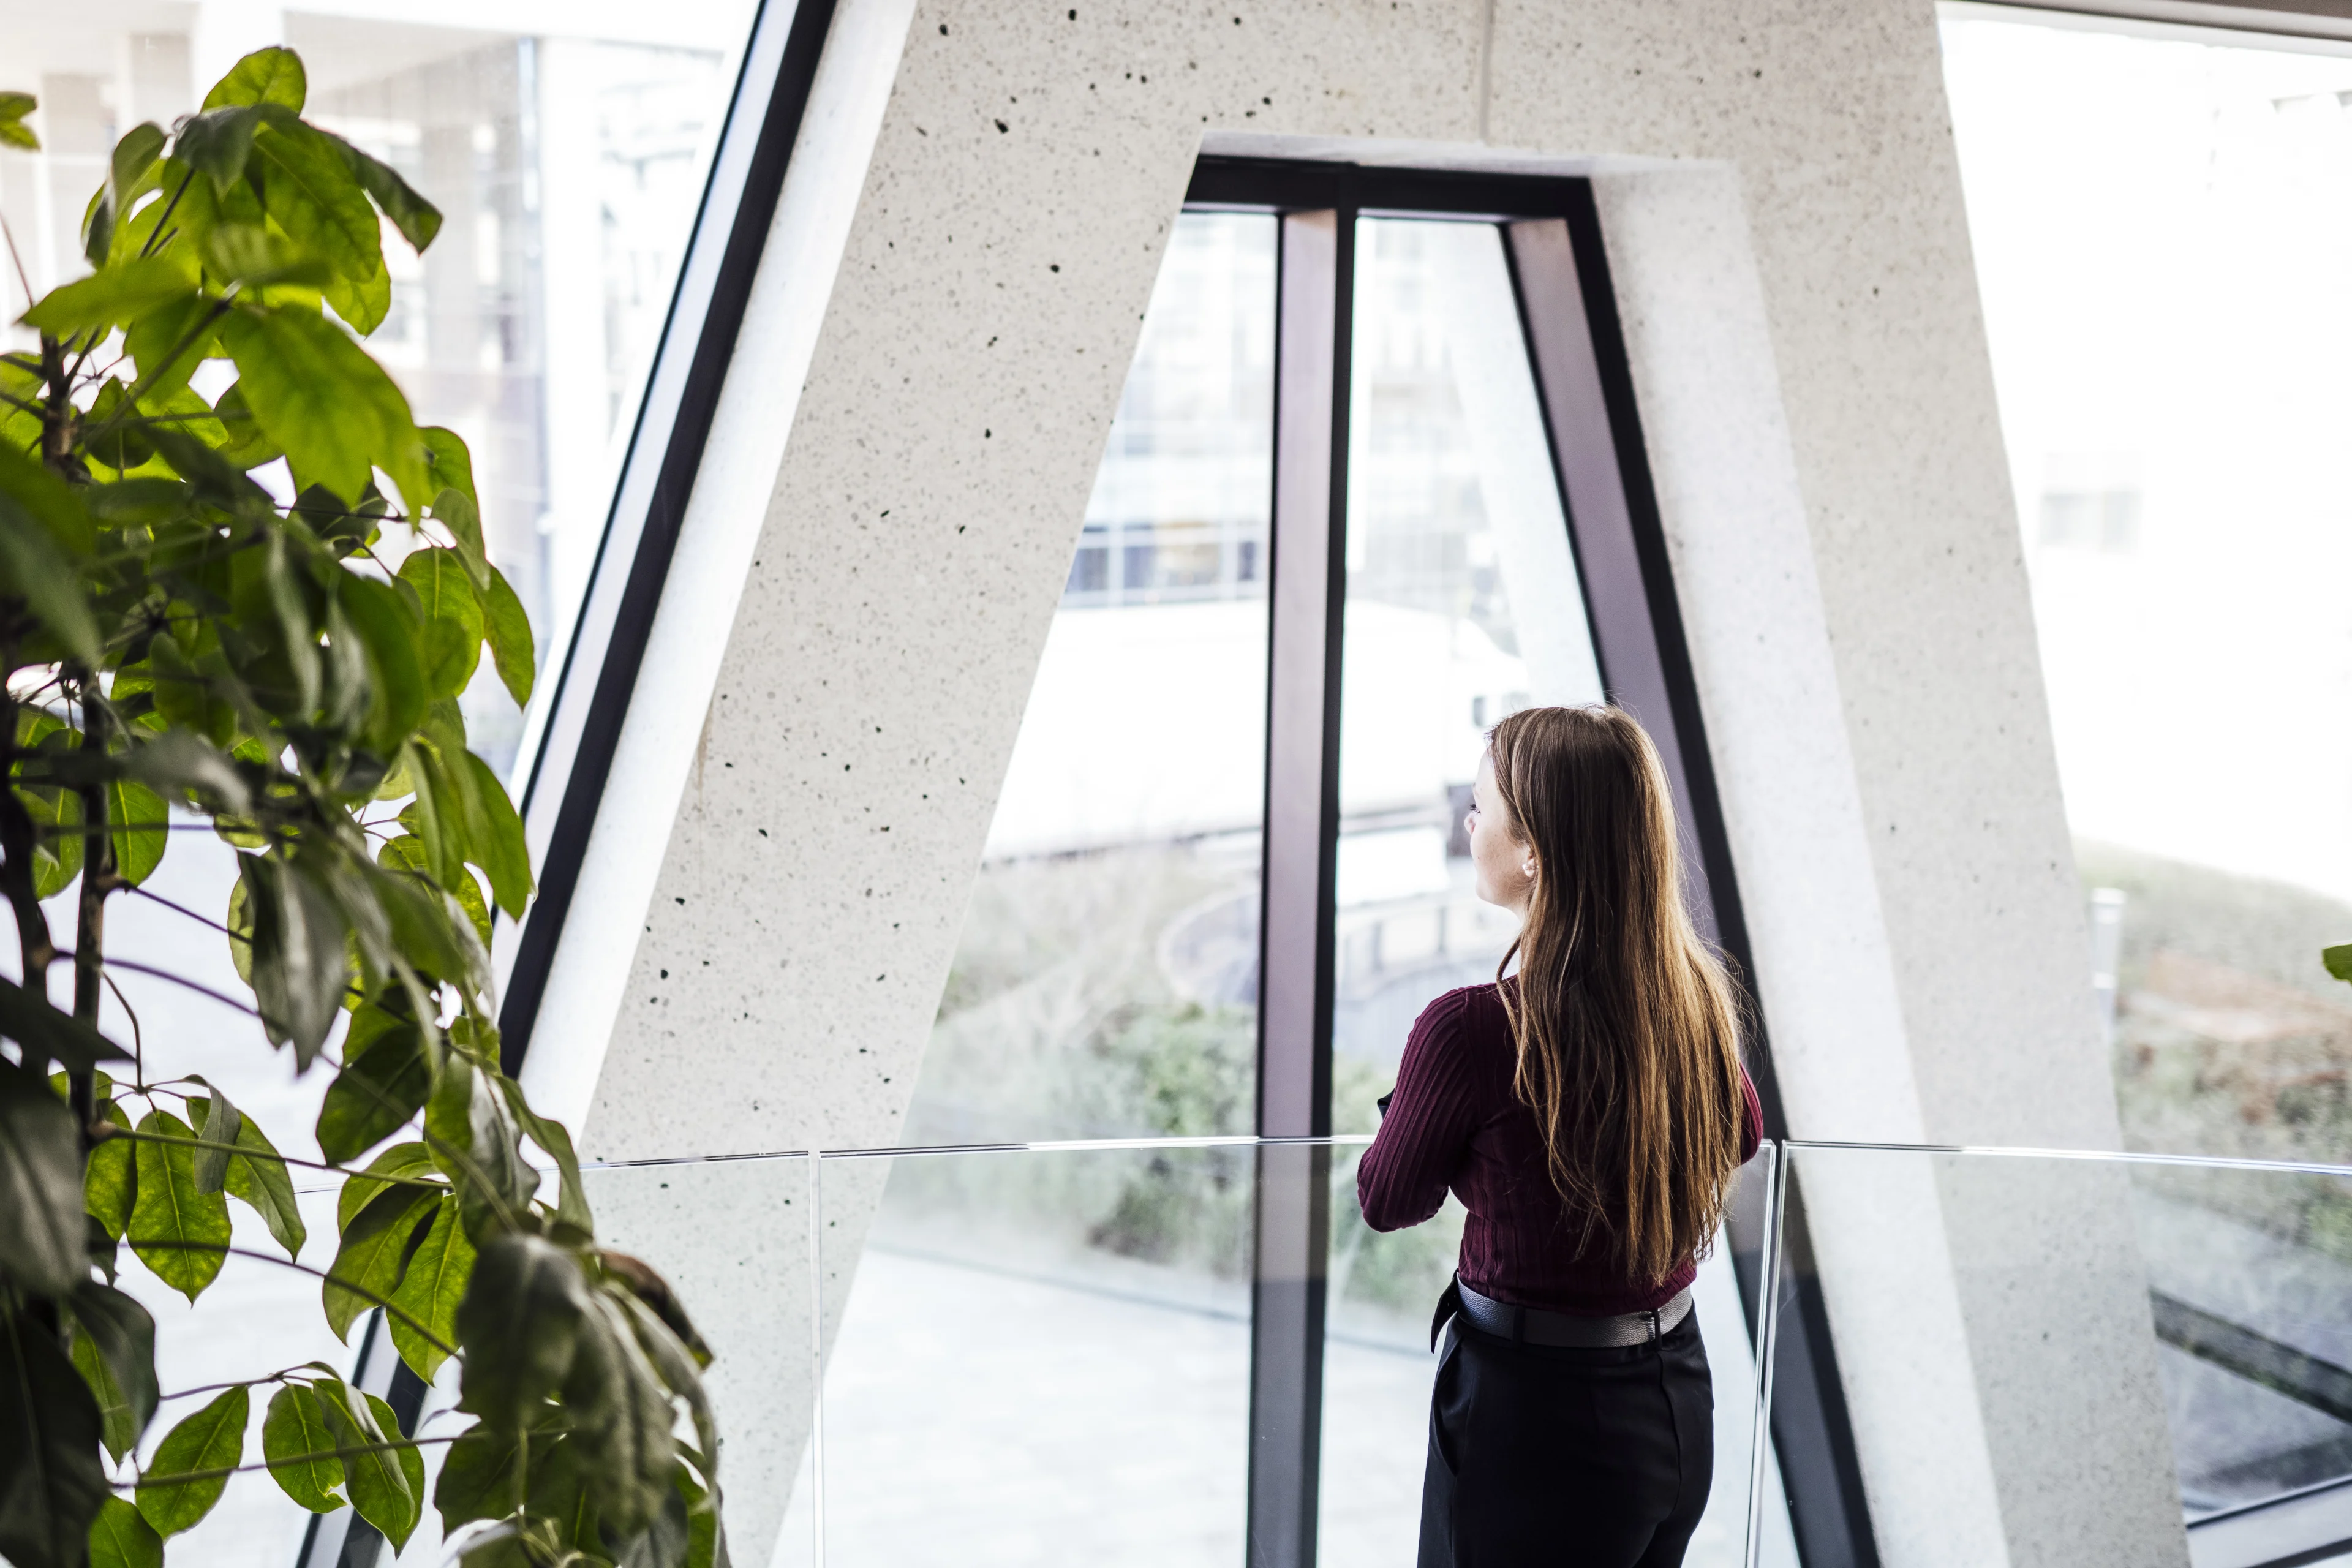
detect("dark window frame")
[1190,154,1879,1568]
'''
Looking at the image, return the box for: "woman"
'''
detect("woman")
[1359,705,1762,1568]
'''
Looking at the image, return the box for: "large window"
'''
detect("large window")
[1943,2,2352,1543]
[859,165,1792,1568]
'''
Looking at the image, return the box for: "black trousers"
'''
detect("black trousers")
[1417,1308,1714,1567]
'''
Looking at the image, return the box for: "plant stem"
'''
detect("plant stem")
[72,680,113,1139]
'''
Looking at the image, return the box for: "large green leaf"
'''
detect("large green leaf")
[66,1281,158,1463]
[677,1456,723,1568]
[464,750,533,919]
[614,1289,716,1484]
[262,1385,345,1513]
[135,1385,247,1537]
[322,1184,438,1341]
[107,780,169,887]
[565,1291,676,1537]
[2326,943,2352,983]
[336,573,426,756]
[0,1313,109,1568]
[499,1077,592,1237]
[427,488,488,586]
[219,304,426,510]
[241,852,351,1068]
[0,1057,91,1297]
[480,563,535,708]
[220,1106,307,1259]
[187,1085,242,1196]
[316,1379,420,1550]
[427,1055,535,1227]
[399,548,482,699]
[339,1143,440,1235]
[340,141,441,254]
[250,121,386,330]
[129,1109,232,1302]
[204,48,307,111]
[456,1233,589,1427]
[85,1099,135,1240]
[170,105,262,195]
[18,778,83,898]
[81,121,165,268]
[209,380,283,469]
[87,1496,163,1568]
[387,1196,475,1381]
[418,427,475,503]
[317,1014,429,1165]
[437,1413,593,1550]
[19,257,198,338]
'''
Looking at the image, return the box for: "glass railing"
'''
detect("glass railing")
[567,1136,1776,1568]
[212,1136,2352,1568]
[1766,1141,2352,1568]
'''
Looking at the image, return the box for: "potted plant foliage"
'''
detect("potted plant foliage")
[1,51,720,1568]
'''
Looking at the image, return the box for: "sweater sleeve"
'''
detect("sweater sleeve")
[1357,989,1482,1232]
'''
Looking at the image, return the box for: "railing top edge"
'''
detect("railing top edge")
[572,1131,1381,1172]
[1782,1137,2352,1181]
[550,1136,2349,1179]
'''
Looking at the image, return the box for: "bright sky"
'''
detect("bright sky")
[1942,6,2352,905]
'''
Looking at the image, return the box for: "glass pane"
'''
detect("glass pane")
[1323,1142,1778,1566]
[903,211,1276,1145]
[578,1155,818,1568]
[818,1144,1254,1564]
[1779,1144,2352,1558]
[1941,14,2352,1166]
[1332,216,1605,1132]
[1322,213,1632,1555]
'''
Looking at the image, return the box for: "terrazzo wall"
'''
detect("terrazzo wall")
[527,1,2181,1562]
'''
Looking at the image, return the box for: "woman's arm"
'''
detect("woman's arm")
[1357,989,1482,1231]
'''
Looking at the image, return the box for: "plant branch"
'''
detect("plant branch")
[126,1433,459,1491]
[62,954,265,1021]
[98,1123,450,1186]
[121,1240,458,1356]
[126,882,246,943]
[136,170,193,263]
[100,968,145,1087]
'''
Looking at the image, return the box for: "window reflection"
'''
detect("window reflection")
[907,213,1275,1147]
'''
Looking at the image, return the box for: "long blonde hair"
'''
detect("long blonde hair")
[1488,705,1748,1284]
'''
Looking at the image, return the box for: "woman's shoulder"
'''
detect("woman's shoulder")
[1408,982,1509,1042]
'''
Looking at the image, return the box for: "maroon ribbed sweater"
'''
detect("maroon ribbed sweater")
[1357,981,1763,1316]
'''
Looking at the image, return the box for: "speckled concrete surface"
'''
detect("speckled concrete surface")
[549,3,2180,1564]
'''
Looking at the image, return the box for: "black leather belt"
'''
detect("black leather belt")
[1433,1275,1695,1351]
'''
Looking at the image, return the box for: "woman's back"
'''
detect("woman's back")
[1359,981,1762,1317]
